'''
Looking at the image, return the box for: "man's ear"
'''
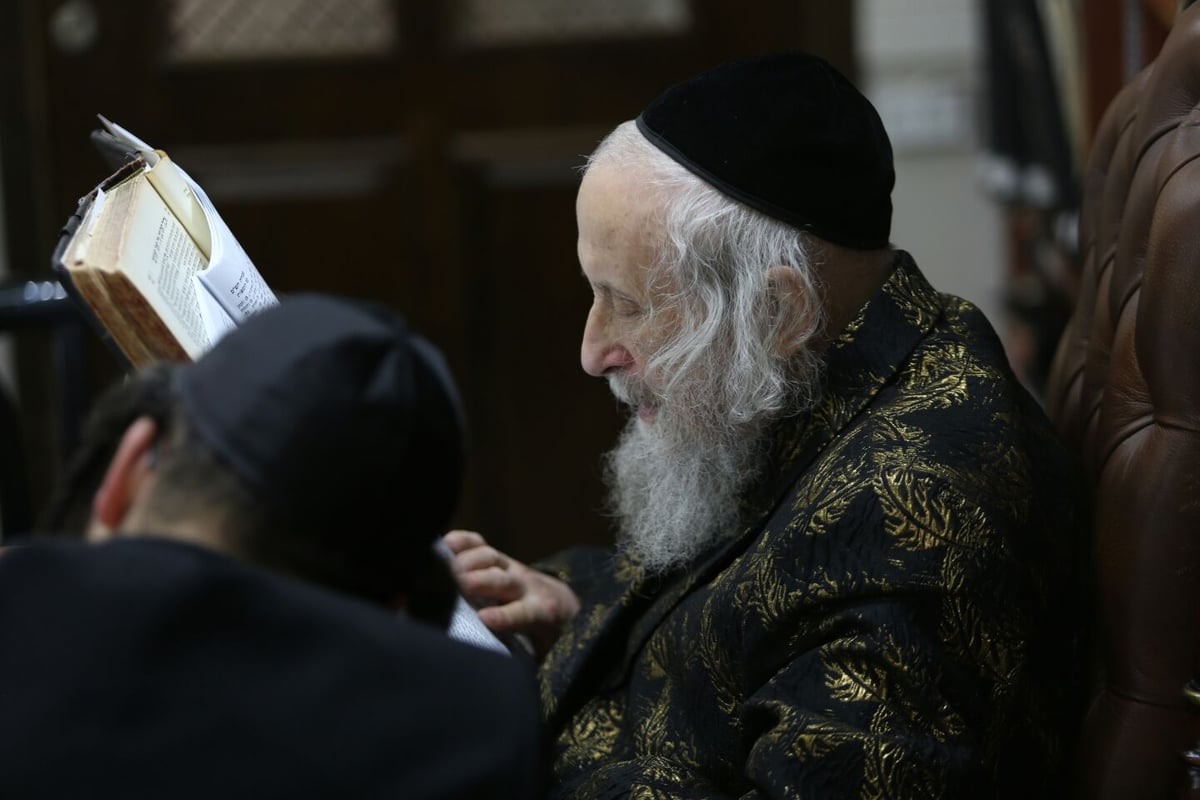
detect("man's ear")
[765,265,820,359]
[88,416,160,542]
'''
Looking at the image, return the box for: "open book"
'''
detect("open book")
[53,117,278,367]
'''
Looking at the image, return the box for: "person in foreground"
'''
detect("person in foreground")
[0,295,542,799]
[447,52,1086,797]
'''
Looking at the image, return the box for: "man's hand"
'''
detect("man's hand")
[443,530,580,661]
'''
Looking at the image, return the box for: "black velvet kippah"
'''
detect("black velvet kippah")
[176,295,464,544]
[636,51,894,249]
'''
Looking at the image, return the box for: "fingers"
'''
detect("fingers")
[439,530,577,658]
[477,600,542,634]
[444,531,528,601]
[451,545,510,574]
[442,530,485,553]
[444,534,528,606]
[456,565,524,604]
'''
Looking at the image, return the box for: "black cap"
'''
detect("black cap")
[636,51,895,249]
[176,295,463,547]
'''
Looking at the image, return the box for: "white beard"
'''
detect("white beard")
[603,327,828,575]
[603,404,767,575]
[600,285,830,573]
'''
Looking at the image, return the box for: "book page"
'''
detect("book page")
[135,187,211,356]
[186,172,278,323]
[96,117,278,332]
[444,595,513,656]
[195,279,237,345]
[431,539,513,656]
[145,155,212,258]
[84,187,107,236]
[99,177,212,358]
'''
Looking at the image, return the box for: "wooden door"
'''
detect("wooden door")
[1,0,853,560]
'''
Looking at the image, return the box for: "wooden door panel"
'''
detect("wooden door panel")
[3,0,852,551]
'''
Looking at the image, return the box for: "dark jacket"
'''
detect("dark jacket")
[0,537,543,799]
[540,252,1087,798]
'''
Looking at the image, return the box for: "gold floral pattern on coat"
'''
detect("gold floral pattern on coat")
[540,252,1086,799]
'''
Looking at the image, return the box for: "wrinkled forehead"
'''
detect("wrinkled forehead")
[576,165,670,295]
[577,164,663,239]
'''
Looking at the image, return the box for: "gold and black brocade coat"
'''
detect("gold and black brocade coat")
[539,252,1087,799]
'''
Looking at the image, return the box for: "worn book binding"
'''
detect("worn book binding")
[52,117,278,367]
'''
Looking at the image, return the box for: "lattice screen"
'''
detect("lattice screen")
[167,0,691,60]
[168,0,397,61]
[451,0,691,45]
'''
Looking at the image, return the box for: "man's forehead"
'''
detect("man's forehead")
[578,165,644,222]
[578,170,662,281]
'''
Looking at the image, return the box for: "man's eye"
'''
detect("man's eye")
[615,299,643,318]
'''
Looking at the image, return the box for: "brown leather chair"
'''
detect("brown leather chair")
[1045,5,1200,797]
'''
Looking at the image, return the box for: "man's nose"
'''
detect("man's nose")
[580,309,634,377]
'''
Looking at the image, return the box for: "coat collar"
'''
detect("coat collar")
[542,251,945,730]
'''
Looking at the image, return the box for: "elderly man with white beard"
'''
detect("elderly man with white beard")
[446,52,1086,799]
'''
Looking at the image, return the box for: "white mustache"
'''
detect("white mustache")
[607,374,658,409]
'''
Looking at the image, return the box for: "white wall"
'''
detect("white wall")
[856,0,1005,329]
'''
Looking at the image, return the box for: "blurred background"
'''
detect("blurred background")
[0,0,1184,561]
